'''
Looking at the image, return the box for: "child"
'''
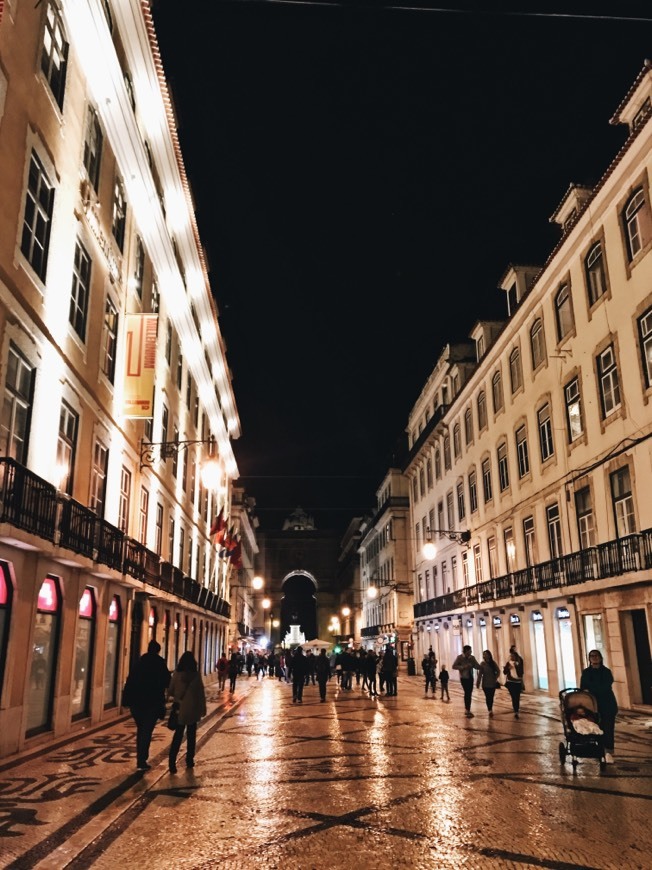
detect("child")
[569,704,603,735]
[439,665,450,701]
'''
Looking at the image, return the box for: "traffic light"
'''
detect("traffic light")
[333,644,342,654]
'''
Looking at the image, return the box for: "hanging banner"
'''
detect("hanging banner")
[122,313,157,418]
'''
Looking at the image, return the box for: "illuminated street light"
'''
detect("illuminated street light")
[422,526,471,559]
[341,606,351,617]
[252,576,264,591]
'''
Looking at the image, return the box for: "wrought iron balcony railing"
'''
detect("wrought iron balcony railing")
[414,529,652,619]
[0,457,230,620]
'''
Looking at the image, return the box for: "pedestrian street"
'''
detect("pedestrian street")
[2,674,651,870]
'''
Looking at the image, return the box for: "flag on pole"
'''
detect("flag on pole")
[229,537,242,569]
[210,509,225,540]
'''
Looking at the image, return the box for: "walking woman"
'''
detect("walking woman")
[228,650,239,693]
[167,651,206,774]
[503,650,524,719]
[580,649,618,764]
[476,650,501,717]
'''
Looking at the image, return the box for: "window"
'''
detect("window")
[585,242,607,305]
[57,400,78,495]
[186,374,192,410]
[473,543,483,583]
[165,321,172,365]
[464,408,473,445]
[426,458,433,490]
[523,516,537,566]
[516,425,530,477]
[83,108,103,193]
[124,71,136,110]
[462,551,469,585]
[597,345,621,418]
[530,319,546,369]
[434,448,441,480]
[118,467,131,533]
[555,284,574,341]
[610,467,636,536]
[476,335,485,361]
[497,442,509,491]
[468,469,478,513]
[638,307,652,387]
[623,187,652,260]
[538,403,554,461]
[89,439,108,516]
[139,487,149,545]
[546,503,563,559]
[168,515,176,564]
[446,491,454,528]
[504,527,516,572]
[112,178,126,251]
[419,467,425,499]
[443,435,451,470]
[477,390,487,430]
[0,344,34,463]
[456,481,466,521]
[565,376,583,441]
[176,352,183,390]
[134,237,145,300]
[453,423,461,459]
[101,297,118,383]
[481,457,493,503]
[171,425,179,479]
[575,487,596,548]
[21,151,55,281]
[161,403,169,447]
[69,240,91,341]
[451,372,459,395]
[492,372,503,413]
[155,503,163,555]
[509,348,522,393]
[41,1,69,110]
[151,280,160,314]
[487,536,498,578]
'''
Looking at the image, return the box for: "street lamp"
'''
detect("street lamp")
[422,526,471,559]
[252,576,264,591]
[139,435,221,488]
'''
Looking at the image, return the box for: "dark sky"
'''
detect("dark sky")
[151,1,652,532]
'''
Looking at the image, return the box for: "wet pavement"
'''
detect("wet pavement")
[1,675,651,869]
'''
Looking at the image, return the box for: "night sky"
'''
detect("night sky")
[151,1,652,532]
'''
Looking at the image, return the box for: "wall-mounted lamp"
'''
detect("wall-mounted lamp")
[422,526,471,559]
[139,435,220,488]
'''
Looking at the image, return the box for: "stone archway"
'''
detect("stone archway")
[280,570,318,642]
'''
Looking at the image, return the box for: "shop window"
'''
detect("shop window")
[104,595,121,708]
[72,587,96,719]
[148,606,158,642]
[0,562,12,697]
[27,576,61,735]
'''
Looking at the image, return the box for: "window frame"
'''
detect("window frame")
[596,344,621,418]
[555,283,574,341]
[585,241,607,306]
[530,318,546,370]
[538,403,554,462]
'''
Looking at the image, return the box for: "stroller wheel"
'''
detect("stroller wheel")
[558,742,567,764]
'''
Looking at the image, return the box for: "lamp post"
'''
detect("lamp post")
[139,435,222,488]
[422,527,471,559]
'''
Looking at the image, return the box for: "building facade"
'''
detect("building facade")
[0,0,243,759]
[406,61,652,709]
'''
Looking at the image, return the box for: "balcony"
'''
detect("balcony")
[414,528,652,619]
[0,457,229,619]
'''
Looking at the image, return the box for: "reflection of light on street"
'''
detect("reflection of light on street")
[246,681,277,804]
[367,709,391,807]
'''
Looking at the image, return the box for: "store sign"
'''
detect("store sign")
[122,313,157,418]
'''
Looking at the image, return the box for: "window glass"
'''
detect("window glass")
[610,467,636,536]
[83,108,103,193]
[624,187,651,260]
[547,503,563,559]
[597,345,621,417]
[492,372,503,413]
[89,439,108,516]
[72,587,95,719]
[497,442,509,491]
[28,576,61,734]
[575,486,596,548]
[509,348,522,393]
[530,319,546,369]
[585,242,607,305]
[516,425,529,477]
[468,469,478,513]
[21,152,55,281]
[481,457,493,503]
[0,562,12,695]
[0,343,34,463]
[104,595,121,707]
[538,403,554,461]
[57,400,78,495]
[41,1,69,109]
[112,178,127,250]
[565,376,583,441]
[555,284,574,340]
[477,391,487,430]
[464,408,473,445]
[101,297,119,383]
[638,307,652,387]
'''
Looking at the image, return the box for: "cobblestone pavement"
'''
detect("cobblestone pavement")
[1,675,651,870]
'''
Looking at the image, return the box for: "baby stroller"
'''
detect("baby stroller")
[558,688,607,771]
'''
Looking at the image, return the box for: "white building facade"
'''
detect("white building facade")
[406,61,652,710]
[0,0,243,758]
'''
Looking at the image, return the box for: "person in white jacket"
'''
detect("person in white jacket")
[167,651,207,773]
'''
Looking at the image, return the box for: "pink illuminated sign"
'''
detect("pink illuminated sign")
[109,596,120,622]
[37,577,58,613]
[78,588,95,619]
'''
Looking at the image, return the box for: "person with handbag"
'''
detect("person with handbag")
[122,640,170,771]
[503,650,525,719]
[476,650,501,717]
[167,651,207,773]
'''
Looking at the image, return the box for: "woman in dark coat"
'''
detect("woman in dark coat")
[167,651,206,773]
[580,649,618,763]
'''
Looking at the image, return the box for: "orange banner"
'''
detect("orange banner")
[122,313,157,418]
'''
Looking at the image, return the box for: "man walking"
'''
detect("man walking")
[122,640,170,770]
[452,644,481,718]
[291,646,308,703]
[315,648,331,702]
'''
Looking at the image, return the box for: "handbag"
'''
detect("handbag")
[166,702,180,731]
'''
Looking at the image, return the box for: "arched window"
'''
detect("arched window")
[148,606,158,642]
[434,448,442,480]
[477,390,487,430]
[509,348,522,393]
[585,242,607,305]
[491,371,503,413]
[555,283,574,340]
[530,319,546,369]
[27,576,61,735]
[464,408,473,445]
[104,595,121,708]
[72,587,96,719]
[623,187,652,260]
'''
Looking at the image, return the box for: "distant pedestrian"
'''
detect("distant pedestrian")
[291,647,308,703]
[452,645,481,718]
[365,649,378,697]
[503,651,525,719]
[580,649,618,764]
[167,651,206,774]
[245,649,255,677]
[228,651,239,693]
[422,653,436,696]
[216,651,228,691]
[381,645,398,696]
[476,650,501,717]
[439,665,450,701]
[315,648,331,702]
[122,640,170,771]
